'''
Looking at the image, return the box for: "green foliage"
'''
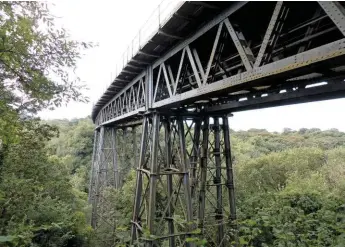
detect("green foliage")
[238,193,345,246]
[0,2,92,116]
[0,1,93,246]
[4,113,345,247]
[46,118,94,192]
[0,120,91,247]
[83,127,345,246]
[9,123,344,247]
[0,1,344,246]
[232,129,345,246]
[0,1,343,246]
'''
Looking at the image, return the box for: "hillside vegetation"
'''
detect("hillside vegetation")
[0,2,344,246]
[2,117,344,246]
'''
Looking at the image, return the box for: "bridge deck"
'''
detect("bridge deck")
[93,1,345,127]
[92,1,236,120]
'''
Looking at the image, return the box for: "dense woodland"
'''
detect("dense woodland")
[2,115,345,246]
[1,1,345,247]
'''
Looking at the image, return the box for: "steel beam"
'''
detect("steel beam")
[254,2,284,67]
[131,117,149,244]
[164,120,175,247]
[207,81,345,113]
[158,29,183,40]
[319,1,345,36]
[111,128,120,189]
[152,38,345,109]
[162,63,173,97]
[190,1,220,10]
[222,116,238,246]
[152,2,247,69]
[120,128,128,186]
[173,48,186,95]
[297,8,322,53]
[153,64,163,102]
[127,63,145,70]
[91,126,105,228]
[177,116,194,226]
[131,58,151,65]
[213,118,224,246]
[186,45,202,87]
[198,117,209,231]
[114,78,131,83]
[224,19,254,71]
[147,113,160,240]
[146,66,153,109]
[138,50,160,58]
[132,126,138,172]
[192,48,205,80]
[204,22,223,84]
[122,69,138,75]
[190,119,201,197]
[173,12,193,22]
[88,130,99,203]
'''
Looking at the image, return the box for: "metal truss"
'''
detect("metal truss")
[89,126,139,246]
[90,1,345,246]
[89,127,117,245]
[130,113,237,246]
[94,1,345,127]
[130,113,194,246]
[196,116,238,247]
[96,75,147,126]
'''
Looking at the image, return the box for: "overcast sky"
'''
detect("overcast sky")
[38,0,345,132]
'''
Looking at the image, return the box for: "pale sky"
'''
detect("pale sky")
[39,0,345,132]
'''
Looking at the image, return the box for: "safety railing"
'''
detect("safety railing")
[95,0,184,104]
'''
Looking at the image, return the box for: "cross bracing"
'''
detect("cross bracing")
[89,2,345,246]
[93,1,345,127]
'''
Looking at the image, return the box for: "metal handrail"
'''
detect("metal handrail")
[95,0,183,104]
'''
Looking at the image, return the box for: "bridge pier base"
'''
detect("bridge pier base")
[130,112,238,246]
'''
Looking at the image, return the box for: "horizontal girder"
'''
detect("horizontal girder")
[94,1,345,127]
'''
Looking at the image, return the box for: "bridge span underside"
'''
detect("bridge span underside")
[89,1,345,246]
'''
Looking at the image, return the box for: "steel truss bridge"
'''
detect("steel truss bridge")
[89,1,345,246]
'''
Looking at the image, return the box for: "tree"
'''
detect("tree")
[0,120,91,246]
[0,1,93,246]
[0,2,91,121]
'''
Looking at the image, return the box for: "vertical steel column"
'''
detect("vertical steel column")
[121,127,128,186]
[103,128,109,188]
[131,117,149,244]
[190,119,201,197]
[91,126,105,228]
[88,130,99,203]
[177,117,194,245]
[133,126,138,170]
[110,127,118,245]
[222,116,238,246]
[146,65,153,110]
[111,128,119,189]
[164,119,175,247]
[147,113,160,241]
[214,118,224,246]
[198,117,209,231]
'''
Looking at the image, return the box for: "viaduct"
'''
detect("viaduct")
[88,1,345,246]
